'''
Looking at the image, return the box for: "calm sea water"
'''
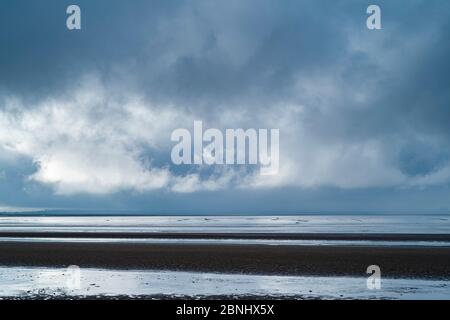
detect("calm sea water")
[0,215,449,234]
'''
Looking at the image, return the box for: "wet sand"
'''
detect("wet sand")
[0,232,450,241]
[0,240,449,279]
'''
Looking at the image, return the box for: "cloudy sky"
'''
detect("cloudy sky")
[0,0,449,214]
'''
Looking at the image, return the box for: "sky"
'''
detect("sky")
[0,0,450,214]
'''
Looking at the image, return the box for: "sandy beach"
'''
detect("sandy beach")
[0,231,450,241]
[0,239,448,279]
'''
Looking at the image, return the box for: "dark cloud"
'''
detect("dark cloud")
[1,0,450,212]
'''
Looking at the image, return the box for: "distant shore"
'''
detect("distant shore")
[0,239,449,279]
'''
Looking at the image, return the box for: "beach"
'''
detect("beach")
[0,239,449,279]
[0,215,449,299]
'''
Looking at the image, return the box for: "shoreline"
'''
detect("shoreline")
[3,267,449,300]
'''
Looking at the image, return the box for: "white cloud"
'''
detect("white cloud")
[171,168,238,193]
[0,74,448,195]
[407,165,450,188]
[0,205,43,213]
[0,76,179,195]
[30,146,170,195]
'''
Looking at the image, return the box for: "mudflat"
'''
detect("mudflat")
[0,240,448,279]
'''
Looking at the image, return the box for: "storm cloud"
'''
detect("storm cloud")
[0,0,449,212]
